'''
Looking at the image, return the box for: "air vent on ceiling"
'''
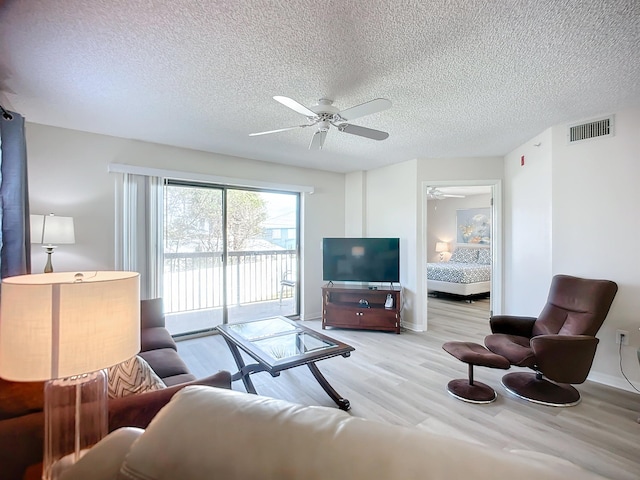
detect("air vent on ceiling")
[568,116,614,143]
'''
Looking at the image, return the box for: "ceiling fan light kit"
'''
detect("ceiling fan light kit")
[250,96,391,150]
[427,187,466,200]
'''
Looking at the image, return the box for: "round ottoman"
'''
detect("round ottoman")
[442,341,510,404]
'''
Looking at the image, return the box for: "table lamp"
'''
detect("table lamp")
[435,241,449,261]
[30,214,76,273]
[0,271,140,480]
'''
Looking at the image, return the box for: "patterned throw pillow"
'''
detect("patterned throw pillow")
[449,248,479,263]
[107,355,166,398]
[477,249,492,264]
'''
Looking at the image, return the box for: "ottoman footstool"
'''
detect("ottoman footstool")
[442,341,510,404]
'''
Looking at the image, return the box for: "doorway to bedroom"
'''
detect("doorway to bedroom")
[424,182,500,329]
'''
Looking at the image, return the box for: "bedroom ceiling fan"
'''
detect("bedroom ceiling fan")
[426,187,466,200]
[249,96,392,150]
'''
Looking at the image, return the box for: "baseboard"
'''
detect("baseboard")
[401,320,424,332]
[301,311,322,322]
[587,371,640,394]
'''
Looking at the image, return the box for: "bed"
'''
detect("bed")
[427,247,491,297]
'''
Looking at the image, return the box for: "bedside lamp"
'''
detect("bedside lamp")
[435,242,449,262]
[0,271,140,480]
[30,214,76,273]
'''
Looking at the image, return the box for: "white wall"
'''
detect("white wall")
[26,123,345,321]
[365,160,419,329]
[28,124,119,272]
[344,171,365,237]
[504,108,640,391]
[503,128,553,314]
[426,194,491,263]
[552,108,640,390]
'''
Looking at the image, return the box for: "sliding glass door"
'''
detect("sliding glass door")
[163,181,299,336]
[226,190,298,324]
[163,183,224,334]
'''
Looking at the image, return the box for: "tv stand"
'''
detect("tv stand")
[322,285,402,334]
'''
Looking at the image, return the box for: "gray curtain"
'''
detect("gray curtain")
[0,110,31,278]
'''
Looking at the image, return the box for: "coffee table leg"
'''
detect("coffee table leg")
[222,337,257,394]
[307,362,350,411]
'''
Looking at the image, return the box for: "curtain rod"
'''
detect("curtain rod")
[0,104,13,120]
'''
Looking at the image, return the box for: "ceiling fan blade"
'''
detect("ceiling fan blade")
[249,125,306,136]
[427,187,465,199]
[337,123,389,141]
[309,130,327,150]
[338,98,392,121]
[273,96,317,117]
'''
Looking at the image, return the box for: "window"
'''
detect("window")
[163,182,300,335]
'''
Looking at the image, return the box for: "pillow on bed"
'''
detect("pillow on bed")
[477,249,491,264]
[449,248,479,263]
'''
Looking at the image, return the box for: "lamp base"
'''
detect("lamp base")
[43,370,108,480]
[42,245,56,273]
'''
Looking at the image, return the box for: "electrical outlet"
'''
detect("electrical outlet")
[616,329,629,345]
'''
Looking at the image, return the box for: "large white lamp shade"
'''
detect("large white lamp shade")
[0,271,140,380]
[0,271,140,480]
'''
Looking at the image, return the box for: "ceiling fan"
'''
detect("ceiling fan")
[249,96,392,150]
[426,187,466,200]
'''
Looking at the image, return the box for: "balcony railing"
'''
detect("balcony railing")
[163,250,297,314]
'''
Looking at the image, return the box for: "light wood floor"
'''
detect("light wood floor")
[177,297,639,480]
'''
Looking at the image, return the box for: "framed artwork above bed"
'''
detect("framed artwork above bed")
[456,207,491,245]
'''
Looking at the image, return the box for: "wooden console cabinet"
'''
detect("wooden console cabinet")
[322,285,402,334]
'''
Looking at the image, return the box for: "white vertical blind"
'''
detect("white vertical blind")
[115,173,164,300]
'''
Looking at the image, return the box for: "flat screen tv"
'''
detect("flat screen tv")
[322,238,400,283]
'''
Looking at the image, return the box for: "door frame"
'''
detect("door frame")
[420,179,503,330]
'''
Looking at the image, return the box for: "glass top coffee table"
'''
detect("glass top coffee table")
[216,316,354,410]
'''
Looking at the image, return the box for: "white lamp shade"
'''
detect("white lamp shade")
[30,214,44,243]
[0,271,140,381]
[30,214,75,245]
[435,242,449,253]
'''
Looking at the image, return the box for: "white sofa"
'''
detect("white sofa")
[60,386,605,480]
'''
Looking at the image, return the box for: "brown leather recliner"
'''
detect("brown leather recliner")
[484,274,618,406]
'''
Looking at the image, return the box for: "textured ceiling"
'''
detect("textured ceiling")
[1,0,639,173]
